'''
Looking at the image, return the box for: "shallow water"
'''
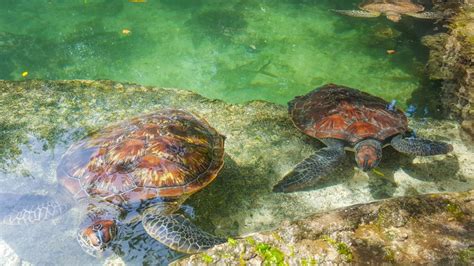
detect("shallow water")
[0,1,468,266]
[1,80,472,266]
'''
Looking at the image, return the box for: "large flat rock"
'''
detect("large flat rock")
[0,80,473,265]
[174,190,474,265]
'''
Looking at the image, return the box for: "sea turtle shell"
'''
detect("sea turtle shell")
[57,109,225,205]
[288,84,408,144]
[361,0,424,13]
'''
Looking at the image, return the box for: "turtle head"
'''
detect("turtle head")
[355,139,382,171]
[386,12,402,22]
[77,220,117,257]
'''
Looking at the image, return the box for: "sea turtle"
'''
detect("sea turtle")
[0,109,226,256]
[332,0,441,22]
[273,84,453,193]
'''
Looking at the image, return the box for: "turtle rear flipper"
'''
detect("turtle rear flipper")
[405,11,442,19]
[273,142,345,193]
[0,192,72,225]
[142,210,225,253]
[391,135,453,156]
[331,9,381,18]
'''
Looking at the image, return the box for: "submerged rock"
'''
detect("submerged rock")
[173,190,474,265]
[0,80,473,265]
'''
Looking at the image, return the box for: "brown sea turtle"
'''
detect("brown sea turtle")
[273,84,453,193]
[0,109,226,256]
[332,0,441,22]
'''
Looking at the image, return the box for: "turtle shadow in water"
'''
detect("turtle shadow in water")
[368,146,462,199]
[185,153,275,237]
[367,171,399,200]
[398,153,461,183]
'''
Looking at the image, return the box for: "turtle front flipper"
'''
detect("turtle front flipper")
[273,141,345,193]
[0,190,73,225]
[142,209,226,253]
[391,135,453,156]
[331,9,381,18]
[405,11,443,19]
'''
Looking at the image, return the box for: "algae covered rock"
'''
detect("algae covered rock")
[422,3,474,140]
[0,80,473,265]
[173,190,474,265]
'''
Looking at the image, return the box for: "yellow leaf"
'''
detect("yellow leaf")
[372,168,385,176]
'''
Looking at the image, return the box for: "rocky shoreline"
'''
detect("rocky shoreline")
[423,1,473,140]
[173,190,474,265]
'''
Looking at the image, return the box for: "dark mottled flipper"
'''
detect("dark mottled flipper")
[142,211,226,253]
[273,143,346,193]
[0,192,72,225]
[331,9,381,18]
[391,135,453,156]
[405,11,443,19]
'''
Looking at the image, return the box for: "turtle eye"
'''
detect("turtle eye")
[92,223,103,232]
[85,221,117,248]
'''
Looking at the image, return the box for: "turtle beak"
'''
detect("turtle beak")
[95,229,106,248]
[362,155,371,172]
[78,220,117,256]
[355,140,382,171]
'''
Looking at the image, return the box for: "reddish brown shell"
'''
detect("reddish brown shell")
[57,109,225,205]
[288,84,408,144]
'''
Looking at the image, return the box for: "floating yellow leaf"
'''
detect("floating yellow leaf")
[21,71,28,77]
[128,0,146,3]
[122,29,132,35]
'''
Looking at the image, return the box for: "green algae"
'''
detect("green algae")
[243,236,287,265]
[459,248,474,264]
[321,235,353,262]
[201,253,214,263]
[255,242,287,266]
[445,202,465,220]
[383,247,396,262]
[300,258,317,266]
[227,237,238,247]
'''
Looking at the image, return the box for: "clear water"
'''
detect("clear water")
[0,0,465,265]
[0,0,441,109]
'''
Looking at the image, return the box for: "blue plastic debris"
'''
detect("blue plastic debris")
[405,104,417,117]
[387,99,397,112]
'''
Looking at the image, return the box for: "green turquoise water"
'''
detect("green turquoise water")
[0,0,439,108]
